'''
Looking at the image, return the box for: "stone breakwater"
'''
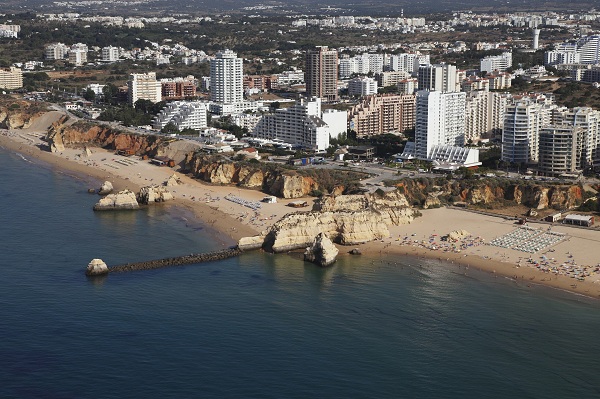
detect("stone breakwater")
[86,248,242,276]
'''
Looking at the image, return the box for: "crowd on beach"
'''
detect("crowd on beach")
[398,233,486,254]
[523,254,600,281]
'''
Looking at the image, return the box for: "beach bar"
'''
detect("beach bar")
[563,214,594,227]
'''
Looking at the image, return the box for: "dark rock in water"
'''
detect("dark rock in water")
[88,188,96,194]
[349,248,362,255]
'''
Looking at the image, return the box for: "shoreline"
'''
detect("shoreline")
[2,125,600,299]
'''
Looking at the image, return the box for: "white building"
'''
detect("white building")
[0,67,23,90]
[127,72,162,105]
[348,76,378,96]
[480,52,512,73]
[338,53,385,78]
[102,46,120,62]
[413,90,467,160]
[418,63,459,92]
[153,101,207,131]
[465,91,511,143]
[45,43,69,60]
[397,78,418,94]
[68,49,87,66]
[321,109,348,139]
[389,53,430,75]
[210,49,244,104]
[502,101,545,164]
[84,83,106,96]
[552,107,600,169]
[577,35,600,64]
[253,97,330,151]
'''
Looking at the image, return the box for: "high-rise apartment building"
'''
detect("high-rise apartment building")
[501,101,545,164]
[465,91,510,142]
[153,101,207,131]
[127,72,162,105]
[305,46,338,102]
[348,94,416,137]
[0,67,23,90]
[210,49,244,104]
[376,71,410,88]
[45,43,69,60]
[417,63,458,92]
[551,107,600,170]
[414,90,466,159]
[577,35,600,64]
[389,53,430,75]
[538,126,582,176]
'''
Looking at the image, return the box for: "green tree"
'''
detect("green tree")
[83,88,96,102]
[161,122,179,135]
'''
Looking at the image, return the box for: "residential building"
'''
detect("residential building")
[0,67,23,90]
[321,109,348,139]
[397,78,418,94]
[348,94,416,137]
[348,77,378,96]
[153,101,207,131]
[338,53,384,78]
[305,46,338,102]
[68,50,87,66]
[538,125,582,176]
[551,107,600,169]
[45,43,69,60]
[210,49,244,104]
[102,46,120,62]
[253,97,330,151]
[127,72,161,105]
[389,53,430,75]
[480,52,512,72]
[418,63,459,92]
[501,101,545,164]
[376,71,410,88]
[160,76,197,100]
[465,91,510,142]
[577,35,600,64]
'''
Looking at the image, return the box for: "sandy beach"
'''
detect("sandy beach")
[2,117,600,299]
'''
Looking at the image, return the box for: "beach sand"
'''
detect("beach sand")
[2,121,600,299]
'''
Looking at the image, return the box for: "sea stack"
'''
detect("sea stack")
[304,233,339,267]
[98,181,114,195]
[93,190,139,211]
[86,259,109,276]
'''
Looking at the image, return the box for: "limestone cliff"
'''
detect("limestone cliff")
[246,190,415,253]
[0,99,48,129]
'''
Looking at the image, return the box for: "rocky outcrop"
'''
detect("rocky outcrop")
[93,190,139,211]
[98,181,113,195]
[164,174,181,187]
[238,235,266,251]
[137,185,174,204]
[86,259,108,276]
[268,174,319,199]
[446,230,470,242]
[252,190,415,253]
[304,233,338,267]
[0,100,48,129]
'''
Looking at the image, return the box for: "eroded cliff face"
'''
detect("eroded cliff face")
[397,179,584,211]
[184,155,319,198]
[47,119,166,157]
[0,99,48,129]
[260,191,415,252]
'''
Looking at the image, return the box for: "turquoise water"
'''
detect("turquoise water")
[1,146,600,398]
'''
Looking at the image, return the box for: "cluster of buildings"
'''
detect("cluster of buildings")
[45,43,89,66]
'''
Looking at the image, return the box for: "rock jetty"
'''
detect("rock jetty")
[304,233,338,267]
[93,189,139,211]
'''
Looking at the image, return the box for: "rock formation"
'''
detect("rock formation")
[137,185,174,204]
[86,259,108,276]
[238,235,266,251]
[446,230,470,242]
[304,233,339,267]
[164,174,181,187]
[93,190,139,211]
[244,190,415,253]
[98,181,113,195]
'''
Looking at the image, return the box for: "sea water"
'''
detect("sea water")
[1,146,600,399]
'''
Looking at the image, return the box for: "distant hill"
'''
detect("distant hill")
[1,0,598,15]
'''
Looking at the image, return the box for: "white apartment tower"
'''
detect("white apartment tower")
[501,101,545,164]
[102,46,120,62]
[465,91,510,142]
[577,35,600,64]
[45,43,69,60]
[415,90,466,159]
[417,64,458,92]
[210,49,244,104]
[127,72,162,105]
[152,101,207,131]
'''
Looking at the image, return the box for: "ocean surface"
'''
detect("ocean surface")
[2,146,600,399]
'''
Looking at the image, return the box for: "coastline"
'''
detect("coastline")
[2,124,600,299]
